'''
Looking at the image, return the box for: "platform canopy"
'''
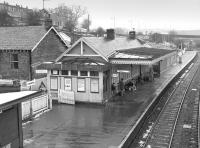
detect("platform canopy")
[109,47,176,65]
[0,91,37,109]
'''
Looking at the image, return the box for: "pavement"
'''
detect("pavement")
[23,51,197,148]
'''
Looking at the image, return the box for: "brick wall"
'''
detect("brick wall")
[32,29,67,64]
[32,29,67,78]
[0,51,30,80]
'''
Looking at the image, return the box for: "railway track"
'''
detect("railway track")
[129,56,200,148]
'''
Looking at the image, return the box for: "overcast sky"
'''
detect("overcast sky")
[2,0,200,30]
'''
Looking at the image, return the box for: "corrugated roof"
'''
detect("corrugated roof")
[82,37,144,59]
[0,26,47,50]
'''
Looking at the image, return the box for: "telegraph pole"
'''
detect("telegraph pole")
[43,0,44,9]
[43,0,49,9]
[87,14,90,33]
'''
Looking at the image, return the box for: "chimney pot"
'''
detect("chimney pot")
[129,30,136,39]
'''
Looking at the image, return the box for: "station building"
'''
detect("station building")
[38,29,178,103]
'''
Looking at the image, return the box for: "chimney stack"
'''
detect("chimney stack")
[106,29,115,40]
[44,18,52,30]
[129,28,136,39]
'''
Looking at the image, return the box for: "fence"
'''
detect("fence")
[21,92,49,120]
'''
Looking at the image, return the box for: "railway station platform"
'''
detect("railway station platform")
[118,51,197,148]
[23,51,197,148]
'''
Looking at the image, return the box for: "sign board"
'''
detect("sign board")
[91,78,99,93]
[50,77,58,90]
[27,79,35,87]
[64,78,71,91]
[77,78,85,92]
[117,70,130,73]
[35,70,48,74]
[112,73,119,77]
[58,89,75,105]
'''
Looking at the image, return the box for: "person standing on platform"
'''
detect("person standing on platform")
[119,78,125,96]
[111,83,116,95]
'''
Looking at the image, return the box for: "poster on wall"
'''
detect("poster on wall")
[77,78,85,92]
[64,78,71,91]
[91,78,99,93]
[50,77,58,90]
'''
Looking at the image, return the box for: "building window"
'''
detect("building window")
[71,70,78,76]
[61,70,69,75]
[10,54,18,69]
[2,143,11,148]
[77,78,85,92]
[80,71,88,76]
[50,77,58,90]
[91,78,99,93]
[51,70,59,75]
[90,71,99,77]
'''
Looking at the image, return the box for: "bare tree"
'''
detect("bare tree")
[115,27,128,35]
[26,9,42,26]
[168,30,177,43]
[95,27,105,37]
[51,4,86,33]
[149,33,163,43]
[81,18,91,31]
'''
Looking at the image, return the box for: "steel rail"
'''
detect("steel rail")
[141,61,198,148]
[168,61,199,148]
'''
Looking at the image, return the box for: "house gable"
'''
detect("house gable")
[31,29,68,66]
[83,42,98,55]
[67,41,98,55]
[67,42,81,54]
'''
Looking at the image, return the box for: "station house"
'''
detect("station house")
[38,29,178,103]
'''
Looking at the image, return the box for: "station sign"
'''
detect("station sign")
[35,70,48,74]
[112,73,119,77]
[117,70,130,73]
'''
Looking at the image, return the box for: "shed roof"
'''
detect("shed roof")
[109,47,176,65]
[0,91,37,109]
[112,47,175,60]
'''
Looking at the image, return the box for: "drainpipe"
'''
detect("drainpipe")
[139,65,142,77]
[29,51,33,80]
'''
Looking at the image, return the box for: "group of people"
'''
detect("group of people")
[111,78,137,96]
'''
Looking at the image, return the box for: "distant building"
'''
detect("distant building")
[0,1,31,26]
[0,25,70,80]
[38,29,177,103]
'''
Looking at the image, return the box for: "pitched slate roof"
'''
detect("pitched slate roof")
[82,37,144,59]
[0,26,47,50]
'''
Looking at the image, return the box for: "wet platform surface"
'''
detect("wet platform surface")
[23,51,197,148]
